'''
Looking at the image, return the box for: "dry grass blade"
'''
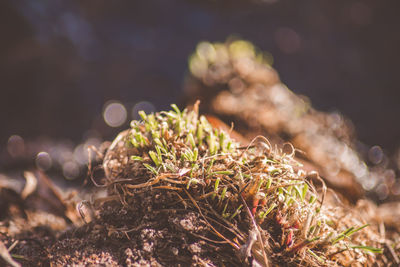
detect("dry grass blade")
[0,240,21,267]
[240,193,270,267]
[184,189,239,250]
[21,171,37,200]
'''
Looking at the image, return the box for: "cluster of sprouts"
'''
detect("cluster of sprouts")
[102,104,382,266]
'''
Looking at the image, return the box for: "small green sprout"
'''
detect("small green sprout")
[143,163,158,175]
[170,104,181,117]
[207,132,217,155]
[331,224,370,245]
[206,158,215,175]
[222,202,229,218]
[309,195,316,204]
[131,156,144,161]
[214,177,221,192]
[219,132,226,152]
[301,183,309,201]
[153,138,164,150]
[220,187,228,201]
[212,170,234,176]
[307,249,325,264]
[265,177,272,189]
[138,110,147,121]
[187,133,196,148]
[229,204,243,220]
[259,203,276,219]
[350,245,383,254]
[130,135,139,147]
[149,151,161,167]
[193,148,198,163]
[182,148,198,162]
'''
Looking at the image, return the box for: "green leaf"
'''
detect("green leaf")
[260,203,276,219]
[214,177,220,192]
[302,183,309,201]
[331,224,369,244]
[307,249,325,264]
[138,110,147,121]
[131,156,144,161]
[187,133,196,148]
[265,178,272,189]
[206,158,215,175]
[230,204,243,220]
[208,132,216,155]
[350,245,383,254]
[170,104,181,117]
[220,187,227,201]
[143,163,158,175]
[149,151,160,167]
[193,148,198,162]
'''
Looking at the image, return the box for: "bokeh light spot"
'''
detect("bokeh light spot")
[274,27,301,54]
[7,135,25,158]
[392,181,400,196]
[103,101,127,127]
[35,151,52,171]
[63,161,80,180]
[361,174,377,191]
[375,183,389,200]
[368,145,383,165]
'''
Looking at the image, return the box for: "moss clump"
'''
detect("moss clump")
[101,103,383,266]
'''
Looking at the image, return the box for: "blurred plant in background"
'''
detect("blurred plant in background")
[184,38,400,203]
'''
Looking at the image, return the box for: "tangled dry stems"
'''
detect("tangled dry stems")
[99,103,383,266]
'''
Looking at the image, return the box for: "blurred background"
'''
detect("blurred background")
[0,0,399,183]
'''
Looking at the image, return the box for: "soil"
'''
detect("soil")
[1,186,242,266]
[2,176,399,266]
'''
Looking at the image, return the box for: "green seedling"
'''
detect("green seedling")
[265,177,272,189]
[206,158,215,175]
[309,195,316,204]
[302,183,308,201]
[213,170,234,176]
[207,132,217,155]
[187,133,196,148]
[138,110,147,121]
[259,203,276,219]
[220,187,228,202]
[214,177,221,192]
[221,201,231,218]
[331,224,369,245]
[149,151,162,167]
[170,104,181,117]
[143,163,158,175]
[350,245,383,254]
[230,204,243,220]
[307,249,325,264]
[131,156,144,161]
